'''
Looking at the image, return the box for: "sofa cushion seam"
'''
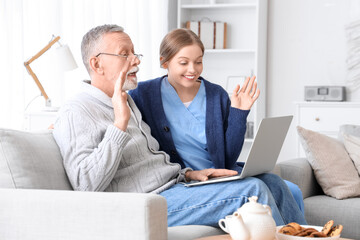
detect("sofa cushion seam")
[0,134,17,188]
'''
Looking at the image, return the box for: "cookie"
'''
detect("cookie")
[321,220,334,235]
[294,230,309,237]
[286,222,302,231]
[310,231,327,237]
[303,227,318,234]
[279,226,297,235]
[329,225,343,237]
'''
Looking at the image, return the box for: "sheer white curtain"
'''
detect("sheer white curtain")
[0,0,169,129]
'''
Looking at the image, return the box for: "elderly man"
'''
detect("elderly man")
[53,24,306,227]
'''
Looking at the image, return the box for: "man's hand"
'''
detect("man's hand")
[231,76,260,110]
[112,60,132,131]
[185,168,238,182]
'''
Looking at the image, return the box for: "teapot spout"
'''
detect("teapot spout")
[231,212,250,240]
[233,212,243,220]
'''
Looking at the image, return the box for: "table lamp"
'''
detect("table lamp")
[24,35,77,110]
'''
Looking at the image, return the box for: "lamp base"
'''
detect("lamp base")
[42,106,60,112]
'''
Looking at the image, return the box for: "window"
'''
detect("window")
[0,0,169,129]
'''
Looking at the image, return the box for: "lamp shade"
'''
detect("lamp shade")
[55,44,78,71]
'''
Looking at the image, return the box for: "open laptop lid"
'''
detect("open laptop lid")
[184,115,293,187]
[238,115,293,179]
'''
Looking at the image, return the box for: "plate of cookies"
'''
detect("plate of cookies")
[276,220,343,240]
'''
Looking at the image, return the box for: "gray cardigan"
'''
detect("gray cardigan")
[53,81,188,193]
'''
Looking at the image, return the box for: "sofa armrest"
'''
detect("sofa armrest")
[0,189,167,240]
[275,158,323,199]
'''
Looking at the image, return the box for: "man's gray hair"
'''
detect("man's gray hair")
[81,24,124,74]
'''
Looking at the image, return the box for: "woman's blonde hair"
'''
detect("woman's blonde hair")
[160,28,204,67]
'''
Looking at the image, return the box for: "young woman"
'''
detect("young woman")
[129,28,304,215]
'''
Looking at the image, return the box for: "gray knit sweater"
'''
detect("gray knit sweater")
[53,81,188,193]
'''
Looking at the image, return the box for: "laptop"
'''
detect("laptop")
[184,115,293,187]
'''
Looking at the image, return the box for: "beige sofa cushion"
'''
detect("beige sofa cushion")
[0,128,72,190]
[297,126,360,200]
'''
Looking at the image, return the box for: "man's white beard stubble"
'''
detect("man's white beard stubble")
[122,66,139,91]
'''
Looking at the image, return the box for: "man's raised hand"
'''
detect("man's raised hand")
[112,60,132,131]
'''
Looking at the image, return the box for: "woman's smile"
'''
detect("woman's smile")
[183,75,196,80]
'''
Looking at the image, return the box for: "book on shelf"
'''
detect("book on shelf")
[186,20,227,49]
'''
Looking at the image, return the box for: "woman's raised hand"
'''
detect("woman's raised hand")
[231,76,260,110]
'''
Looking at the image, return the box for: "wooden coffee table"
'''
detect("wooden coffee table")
[195,234,353,240]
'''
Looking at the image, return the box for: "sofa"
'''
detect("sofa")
[2,128,359,240]
[0,128,223,240]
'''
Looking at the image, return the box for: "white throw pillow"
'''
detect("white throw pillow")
[343,134,360,176]
[338,124,360,142]
[297,126,360,200]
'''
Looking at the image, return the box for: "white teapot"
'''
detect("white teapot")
[230,196,276,240]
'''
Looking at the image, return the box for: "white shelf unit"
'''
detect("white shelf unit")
[178,0,268,161]
[294,101,360,157]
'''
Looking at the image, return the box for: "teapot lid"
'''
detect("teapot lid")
[239,196,269,214]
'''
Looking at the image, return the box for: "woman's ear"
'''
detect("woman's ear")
[89,57,103,74]
[160,56,168,69]
[162,62,168,69]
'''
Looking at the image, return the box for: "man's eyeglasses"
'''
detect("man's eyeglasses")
[95,53,143,61]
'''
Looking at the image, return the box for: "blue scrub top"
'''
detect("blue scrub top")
[161,77,214,170]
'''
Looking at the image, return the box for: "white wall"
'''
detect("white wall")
[169,0,360,161]
[267,0,360,161]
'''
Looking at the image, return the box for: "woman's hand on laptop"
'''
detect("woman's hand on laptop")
[185,169,238,182]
